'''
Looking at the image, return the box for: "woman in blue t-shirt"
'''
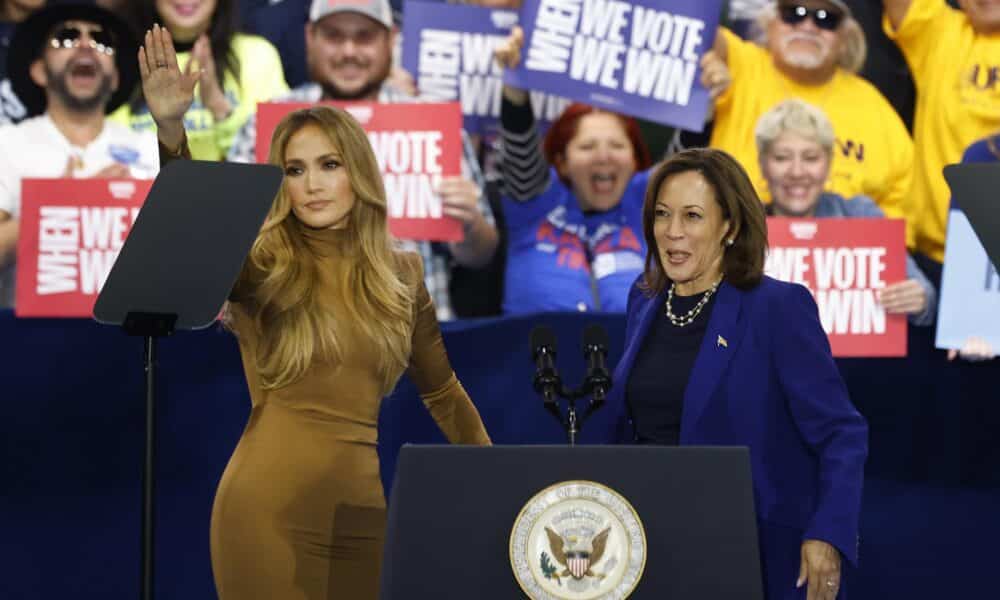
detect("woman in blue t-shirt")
[493,30,652,314]
[492,27,727,314]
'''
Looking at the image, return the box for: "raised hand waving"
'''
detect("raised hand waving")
[137,24,199,150]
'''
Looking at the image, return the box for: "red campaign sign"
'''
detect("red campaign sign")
[15,178,150,318]
[256,101,463,242]
[765,217,907,357]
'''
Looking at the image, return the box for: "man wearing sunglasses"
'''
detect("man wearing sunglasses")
[0,2,159,308]
[707,0,915,248]
[882,0,1000,285]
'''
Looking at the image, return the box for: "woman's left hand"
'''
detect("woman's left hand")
[192,34,233,121]
[878,279,927,316]
[438,177,484,234]
[797,539,841,600]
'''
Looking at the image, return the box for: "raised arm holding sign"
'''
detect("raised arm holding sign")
[492,26,654,313]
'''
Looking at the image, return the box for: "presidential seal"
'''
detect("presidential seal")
[509,481,646,600]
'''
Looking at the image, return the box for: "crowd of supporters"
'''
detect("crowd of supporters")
[0,0,996,359]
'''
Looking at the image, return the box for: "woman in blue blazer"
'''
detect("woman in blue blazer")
[609,148,868,600]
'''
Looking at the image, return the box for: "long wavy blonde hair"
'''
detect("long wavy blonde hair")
[240,106,413,394]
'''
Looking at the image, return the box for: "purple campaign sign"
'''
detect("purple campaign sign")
[506,0,723,132]
[401,0,570,136]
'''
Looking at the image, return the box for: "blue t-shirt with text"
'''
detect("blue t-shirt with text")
[502,168,649,314]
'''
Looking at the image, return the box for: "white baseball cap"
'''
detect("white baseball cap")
[309,0,394,29]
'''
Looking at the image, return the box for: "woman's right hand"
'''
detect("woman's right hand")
[494,26,528,105]
[138,24,200,148]
[494,26,524,70]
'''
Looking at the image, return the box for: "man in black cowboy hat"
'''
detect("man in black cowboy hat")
[0,0,158,308]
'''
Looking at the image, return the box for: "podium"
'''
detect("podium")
[380,445,763,599]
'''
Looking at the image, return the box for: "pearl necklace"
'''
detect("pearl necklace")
[664,279,722,327]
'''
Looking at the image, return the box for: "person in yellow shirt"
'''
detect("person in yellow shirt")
[111,0,288,160]
[882,0,1000,275]
[708,0,915,245]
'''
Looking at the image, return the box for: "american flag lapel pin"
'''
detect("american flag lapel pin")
[717,335,728,349]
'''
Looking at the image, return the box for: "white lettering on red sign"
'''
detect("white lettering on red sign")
[368,131,445,219]
[766,245,889,335]
[35,205,139,295]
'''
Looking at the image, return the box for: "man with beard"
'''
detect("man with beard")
[0,2,158,308]
[707,0,916,246]
[882,0,1000,283]
[228,0,499,321]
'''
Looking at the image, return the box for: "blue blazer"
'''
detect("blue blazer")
[609,276,868,566]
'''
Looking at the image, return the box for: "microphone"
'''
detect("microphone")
[582,324,612,404]
[530,325,560,404]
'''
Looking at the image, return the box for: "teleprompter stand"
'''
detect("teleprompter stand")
[944,163,1000,270]
[94,159,281,600]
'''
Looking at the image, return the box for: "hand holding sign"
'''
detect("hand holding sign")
[698,49,730,100]
[138,24,200,149]
[438,177,483,229]
[507,0,722,131]
[494,25,524,72]
[494,26,528,104]
[878,279,928,317]
[947,337,996,362]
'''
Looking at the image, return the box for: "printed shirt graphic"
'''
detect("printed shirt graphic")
[502,169,648,314]
[883,0,1000,262]
[710,28,915,246]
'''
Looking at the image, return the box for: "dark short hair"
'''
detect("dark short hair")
[640,148,768,295]
[543,103,652,188]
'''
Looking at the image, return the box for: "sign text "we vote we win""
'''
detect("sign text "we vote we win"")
[526,0,705,105]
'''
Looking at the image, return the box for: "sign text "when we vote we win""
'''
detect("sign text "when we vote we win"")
[526,0,707,105]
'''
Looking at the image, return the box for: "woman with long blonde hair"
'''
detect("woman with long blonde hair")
[137,26,491,599]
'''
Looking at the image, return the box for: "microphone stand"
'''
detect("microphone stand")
[544,382,606,447]
[531,327,611,446]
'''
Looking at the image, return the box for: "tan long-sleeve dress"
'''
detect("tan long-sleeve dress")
[210,225,491,599]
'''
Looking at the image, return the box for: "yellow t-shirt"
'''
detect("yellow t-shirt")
[710,28,915,246]
[883,0,1000,262]
[110,34,288,161]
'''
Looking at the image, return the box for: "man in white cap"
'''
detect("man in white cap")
[228,0,498,321]
[707,0,915,245]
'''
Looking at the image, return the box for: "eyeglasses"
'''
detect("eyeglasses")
[778,4,845,31]
[49,25,116,56]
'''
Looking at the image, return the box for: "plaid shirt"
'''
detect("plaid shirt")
[228,82,492,321]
